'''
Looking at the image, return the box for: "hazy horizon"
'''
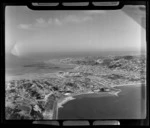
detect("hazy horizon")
[5,5,147,121]
[5,5,146,58]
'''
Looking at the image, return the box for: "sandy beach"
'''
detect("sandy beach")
[57,96,76,109]
[55,96,76,119]
[57,89,122,109]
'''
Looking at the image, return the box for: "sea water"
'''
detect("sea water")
[58,85,146,119]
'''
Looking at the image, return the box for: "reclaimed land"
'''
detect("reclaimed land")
[5,55,146,120]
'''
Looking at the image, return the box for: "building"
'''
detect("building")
[64,93,71,96]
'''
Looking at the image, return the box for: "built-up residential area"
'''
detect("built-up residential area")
[5,55,146,120]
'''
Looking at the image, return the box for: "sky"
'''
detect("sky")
[5,5,146,57]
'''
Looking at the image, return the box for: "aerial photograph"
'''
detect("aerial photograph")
[5,5,146,120]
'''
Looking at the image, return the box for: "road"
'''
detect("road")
[52,100,58,119]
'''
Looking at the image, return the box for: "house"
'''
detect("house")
[64,93,71,96]
[100,88,110,92]
[93,89,100,92]
[96,59,103,64]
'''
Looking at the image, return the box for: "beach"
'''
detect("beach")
[57,96,76,109]
[55,90,122,119]
[58,85,146,119]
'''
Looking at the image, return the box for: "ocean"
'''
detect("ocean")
[5,52,146,119]
[58,85,146,119]
[5,50,143,81]
[5,53,76,80]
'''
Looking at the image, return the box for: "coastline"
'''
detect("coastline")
[57,91,97,109]
[55,84,144,119]
[56,96,76,119]
[57,96,76,109]
[112,83,145,88]
[55,90,121,119]
[56,85,145,119]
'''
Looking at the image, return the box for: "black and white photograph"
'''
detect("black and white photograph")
[5,3,146,120]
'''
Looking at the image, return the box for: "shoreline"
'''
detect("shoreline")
[57,90,120,108]
[112,83,146,87]
[57,96,76,109]
[55,84,143,119]
[56,96,76,119]
[55,90,121,119]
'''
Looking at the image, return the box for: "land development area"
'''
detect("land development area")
[5,55,146,120]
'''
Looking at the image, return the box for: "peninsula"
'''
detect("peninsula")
[5,55,146,120]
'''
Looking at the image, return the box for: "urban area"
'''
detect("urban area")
[5,55,146,120]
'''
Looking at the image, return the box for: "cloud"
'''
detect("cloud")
[82,16,93,22]
[18,24,32,29]
[84,10,106,15]
[18,15,92,30]
[48,18,53,24]
[11,43,20,56]
[34,18,48,28]
[36,18,46,24]
[18,18,46,30]
[54,18,62,25]
[63,15,92,23]
[48,15,92,25]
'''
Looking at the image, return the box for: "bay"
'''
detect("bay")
[58,85,146,119]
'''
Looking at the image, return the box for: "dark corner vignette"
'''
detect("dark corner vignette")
[27,0,124,10]
[2,0,149,126]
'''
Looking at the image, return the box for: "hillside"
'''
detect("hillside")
[5,54,146,120]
